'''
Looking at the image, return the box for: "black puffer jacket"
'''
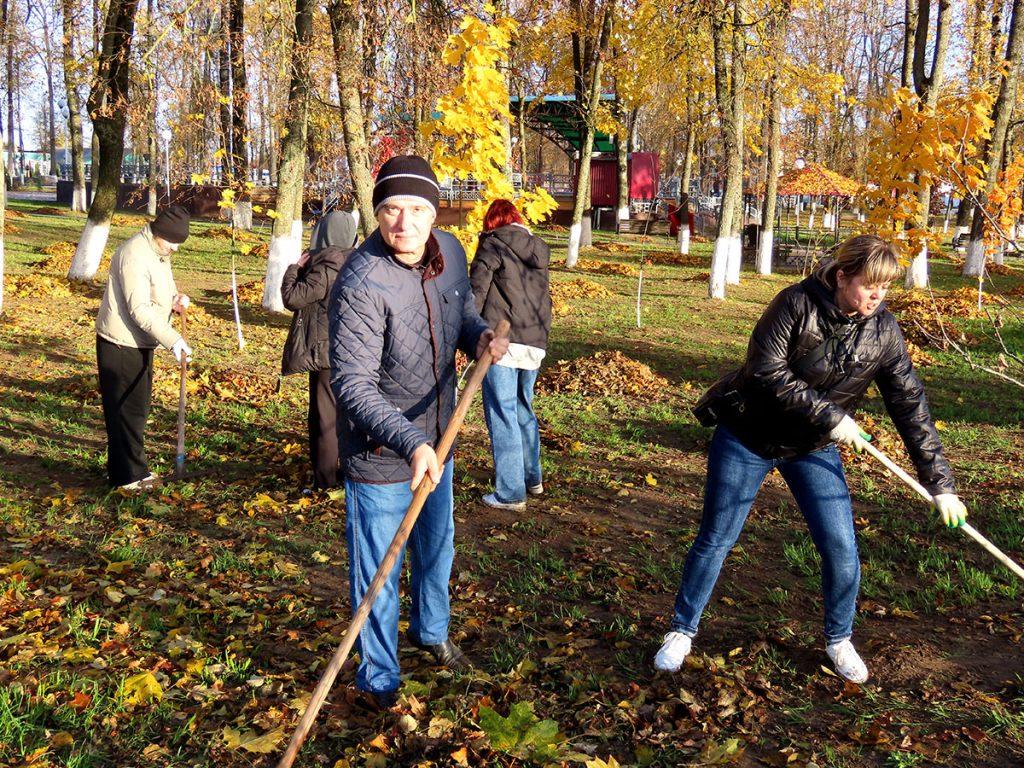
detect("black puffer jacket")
[470,224,552,349]
[328,228,490,483]
[699,275,955,495]
[281,211,358,374]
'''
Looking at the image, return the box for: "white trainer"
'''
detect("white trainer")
[481,493,526,512]
[527,483,544,496]
[826,639,869,684]
[654,631,692,672]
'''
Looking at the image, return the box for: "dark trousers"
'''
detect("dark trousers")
[97,336,154,487]
[309,369,340,489]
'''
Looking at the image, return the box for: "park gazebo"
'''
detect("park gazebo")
[776,160,862,233]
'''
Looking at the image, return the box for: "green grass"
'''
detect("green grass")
[0,206,1022,766]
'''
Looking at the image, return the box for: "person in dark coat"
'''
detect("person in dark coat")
[655,234,968,683]
[469,199,552,511]
[328,155,508,708]
[281,210,358,490]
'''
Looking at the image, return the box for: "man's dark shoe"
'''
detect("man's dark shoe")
[406,632,473,670]
[362,689,398,711]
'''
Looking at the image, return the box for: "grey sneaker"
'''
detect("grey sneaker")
[527,483,544,496]
[481,493,526,511]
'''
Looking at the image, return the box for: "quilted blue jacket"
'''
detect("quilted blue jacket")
[328,228,489,483]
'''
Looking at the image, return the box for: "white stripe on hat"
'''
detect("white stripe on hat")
[373,172,440,191]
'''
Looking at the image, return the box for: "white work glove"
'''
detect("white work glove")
[933,493,967,528]
[171,339,193,364]
[829,415,872,453]
[175,293,191,311]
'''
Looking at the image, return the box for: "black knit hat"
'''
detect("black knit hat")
[151,205,190,244]
[372,155,440,216]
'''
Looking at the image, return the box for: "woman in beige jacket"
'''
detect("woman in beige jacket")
[95,205,191,490]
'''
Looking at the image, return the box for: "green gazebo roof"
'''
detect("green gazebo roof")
[510,94,617,155]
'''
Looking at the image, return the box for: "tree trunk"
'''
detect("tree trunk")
[62,0,87,211]
[263,0,312,312]
[0,125,4,314]
[69,0,140,282]
[566,0,616,268]
[615,97,628,222]
[710,0,745,299]
[904,0,952,288]
[516,79,527,174]
[678,121,694,255]
[145,0,157,216]
[725,16,745,287]
[757,0,789,275]
[3,0,12,182]
[964,0,1024,277]
[329,0,375,237]
[42,17,58,177]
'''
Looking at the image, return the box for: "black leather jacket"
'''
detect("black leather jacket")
[700,275,955,495]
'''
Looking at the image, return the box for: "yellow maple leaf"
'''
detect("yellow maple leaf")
[222,725,286,753]
[121,671,163,706]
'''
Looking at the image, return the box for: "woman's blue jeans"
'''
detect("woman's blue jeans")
[481,365,542,504]
[345,460,455,694]
[671,425,861,644]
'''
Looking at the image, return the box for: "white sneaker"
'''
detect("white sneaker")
[654,631,692,672]
[826,639,869,684]
[118,473,157,492]
[481,493,526,511]
[527,483,544,496]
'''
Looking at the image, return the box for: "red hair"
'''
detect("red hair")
[482,199,525,231]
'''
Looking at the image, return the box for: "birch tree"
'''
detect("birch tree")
[565,0,616,268]
[68,0,140,282]
[262,0,311,312]
[963,0,1024,276]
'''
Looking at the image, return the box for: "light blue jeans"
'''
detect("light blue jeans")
[481,365,542,504]
[672,426,861,644]
[345,460,455,694]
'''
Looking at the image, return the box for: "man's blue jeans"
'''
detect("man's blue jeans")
[481,365,542,504]
[345,460,455,694]
[672,425,861,644]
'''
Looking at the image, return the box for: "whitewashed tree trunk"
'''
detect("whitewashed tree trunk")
[725,234,742,284]
[67,219,111,280]
[263,232,301,312]
[232,201,253,230]
[905,244,929,288]
[677,225,690,255]
[709,236,729,299]
[808,212,815,229]
[566,221,582,266]
[756,228,773,274]
[617,205,629,221]
[963,236,985,276]
[72,183,87,213]
[994,242,1005,265]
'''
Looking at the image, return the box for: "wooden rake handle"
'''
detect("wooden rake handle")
[175,309,188,479]
[861,441,1024,582]
[276,320,510,768]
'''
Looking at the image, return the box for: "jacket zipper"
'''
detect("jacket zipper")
[421,278,443,444]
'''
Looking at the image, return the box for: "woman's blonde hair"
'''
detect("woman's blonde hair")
[817,234,903,289]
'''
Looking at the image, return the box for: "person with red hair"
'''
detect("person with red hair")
[470,199,552,510]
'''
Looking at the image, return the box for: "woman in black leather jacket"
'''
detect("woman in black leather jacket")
[654,235,967,683]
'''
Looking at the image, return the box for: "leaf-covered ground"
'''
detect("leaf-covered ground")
[1,202,1022,767]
